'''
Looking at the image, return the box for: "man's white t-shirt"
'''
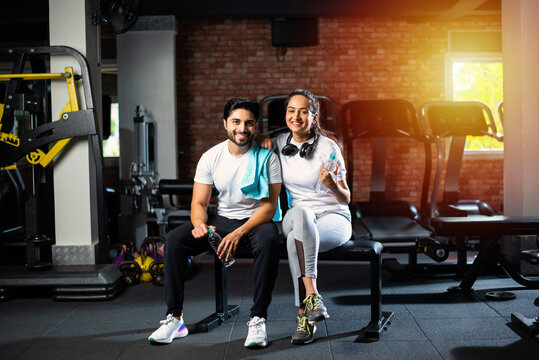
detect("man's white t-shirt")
[194,140,282,220]
[275,133,350,216]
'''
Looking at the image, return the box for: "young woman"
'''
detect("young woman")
[261,89,352,344]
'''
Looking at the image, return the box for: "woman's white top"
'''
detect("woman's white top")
[275,133,350,218]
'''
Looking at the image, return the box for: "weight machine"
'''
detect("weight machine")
[0,46,120,300]
[119,104,209,267]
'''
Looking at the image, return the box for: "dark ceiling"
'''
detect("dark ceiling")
[0,0,501,45]
[139,0,500,18]
[0,0,501,23]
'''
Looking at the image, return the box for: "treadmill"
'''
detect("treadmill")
[419,101,504,269]
[340,99,436,265]
[420,101,503,218]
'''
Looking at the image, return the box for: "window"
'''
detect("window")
[446,55,503,152]
[103,102,119,157]
[446,30,503,153]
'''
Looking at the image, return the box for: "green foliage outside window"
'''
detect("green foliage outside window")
[103,103,119,157]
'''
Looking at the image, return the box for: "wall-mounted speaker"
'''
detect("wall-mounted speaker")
[271,17,319,47]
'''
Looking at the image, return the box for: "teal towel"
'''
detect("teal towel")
[241,141,282,221]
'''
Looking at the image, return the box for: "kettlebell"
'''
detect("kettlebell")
[141,236,165,261]
[149,260,165,286]
[135,255,155,282]
[118,260,141,286]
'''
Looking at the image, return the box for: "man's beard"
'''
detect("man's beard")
[227,129,253,147]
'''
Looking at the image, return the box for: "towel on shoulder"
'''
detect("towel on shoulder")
[240,141,281,221]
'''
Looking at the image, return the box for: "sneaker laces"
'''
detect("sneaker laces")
[296,315,311,333]
[303,294,323,311]
[247,317,265,335]
[160,314,177,326]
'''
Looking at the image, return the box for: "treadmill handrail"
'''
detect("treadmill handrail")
[420,100,502,141]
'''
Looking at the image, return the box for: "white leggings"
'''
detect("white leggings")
[282,206,352,306]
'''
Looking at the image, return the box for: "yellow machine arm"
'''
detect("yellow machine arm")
[0,67,80,169]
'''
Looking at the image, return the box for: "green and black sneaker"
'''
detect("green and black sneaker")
[291,314,316,345]
[303,293,329,324]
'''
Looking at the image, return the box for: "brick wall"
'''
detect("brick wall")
[175,15,503,212]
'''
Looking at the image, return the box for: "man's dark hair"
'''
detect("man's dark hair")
[223,97,260,120]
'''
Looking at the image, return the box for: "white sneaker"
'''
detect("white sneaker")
[148,314,188,343]
[244,316,267,348]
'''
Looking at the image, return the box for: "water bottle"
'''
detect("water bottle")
[207,228,235,267]
[315,154,337,194]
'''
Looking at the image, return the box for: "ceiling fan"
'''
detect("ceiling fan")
[93,0,141,34]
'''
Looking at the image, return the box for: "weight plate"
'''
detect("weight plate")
[485,291,516,300]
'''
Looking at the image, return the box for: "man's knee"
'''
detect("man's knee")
[164,223,192,255]
[251,222,279,253]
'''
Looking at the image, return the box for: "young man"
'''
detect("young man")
[148,98,282,348]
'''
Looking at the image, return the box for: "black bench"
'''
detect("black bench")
[160,179,393,340]
[168,226,393,340]
[510,249,539,343]
[431,215,539,292]
[318,238,393,339]
[188,237,393,340]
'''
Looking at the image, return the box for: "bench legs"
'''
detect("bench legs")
[364,251,394,340]
[196,250,394,340]
[194,256,240,332]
